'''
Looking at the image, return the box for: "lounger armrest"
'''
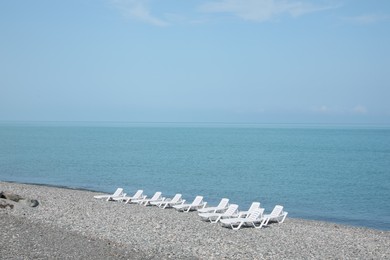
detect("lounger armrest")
[202,202,207,209]
[181,200,186,204]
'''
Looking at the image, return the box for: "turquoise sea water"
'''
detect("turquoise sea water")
[0,122,389,230]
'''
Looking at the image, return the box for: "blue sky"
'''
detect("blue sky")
[1,0,389,124]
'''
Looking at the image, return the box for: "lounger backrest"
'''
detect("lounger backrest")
[133,190,143,199]
[113,188,124,197]
[259,208,265,216]
[217,198,229,208]
[171,194,182,203]
[192,196,203,206]
[248,202,260,212]
[150,192,162,200]
[269,205,283,218]
[224,204,239,216]
[248,209,263,221]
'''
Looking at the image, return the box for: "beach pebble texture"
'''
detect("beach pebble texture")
[1,182,389,259]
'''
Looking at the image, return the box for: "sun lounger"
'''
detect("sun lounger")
[237,202,261,217]
[220,208,265,230]
[198,204,239,223]
[93,188,126,201]
[173,196,207,212]
[150,194,185,209]
[197,198,229,213]
[134,192,164,206]
[261,205,288,226]
[113,189,145,203]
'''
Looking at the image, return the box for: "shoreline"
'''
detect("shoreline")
[2,180,388,232]
[1,181,389,259]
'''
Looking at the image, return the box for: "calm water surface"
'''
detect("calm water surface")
[0,122,389,230]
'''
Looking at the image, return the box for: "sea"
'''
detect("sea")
[0,122,389,230]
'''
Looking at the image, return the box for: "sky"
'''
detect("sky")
[1,0,390,124]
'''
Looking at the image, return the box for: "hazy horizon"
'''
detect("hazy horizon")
[2,120,390,129]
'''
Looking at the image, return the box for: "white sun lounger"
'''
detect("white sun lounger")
[198,204,239,223]
[135,192,164,206]
[93,188,126,201]
[113,189,145,203]
[150,194,186,209]
[261,205,288,226]
[173,196,207,212]
[237,202,261,218]
[197,198,229,213]
[220,208,265,230]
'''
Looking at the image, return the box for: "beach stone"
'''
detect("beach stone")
[20,199,39,207]
[0,199,14,209]
[0,191,22,202]
[0,191,39,207]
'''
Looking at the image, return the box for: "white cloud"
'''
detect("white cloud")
[352,105,368,115]
[110,0,169,27]
[200,0,338,22]
[108,0,339,26]
[343,14,389,25]
[312,105,332,114]
[311,105,369,116]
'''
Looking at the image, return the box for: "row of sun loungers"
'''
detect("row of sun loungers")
[94,188,288,230]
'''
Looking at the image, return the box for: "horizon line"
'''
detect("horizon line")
[1,120,390,128]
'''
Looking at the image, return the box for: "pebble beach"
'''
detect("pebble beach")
[1,181,389,259]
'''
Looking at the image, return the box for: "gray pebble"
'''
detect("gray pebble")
[1,181,389,259]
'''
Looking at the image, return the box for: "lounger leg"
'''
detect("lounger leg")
[254,219,266,229]
[262,217,270,226]
[210,216,220,223]
[232,222,243,231]
[279,213,288,223]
